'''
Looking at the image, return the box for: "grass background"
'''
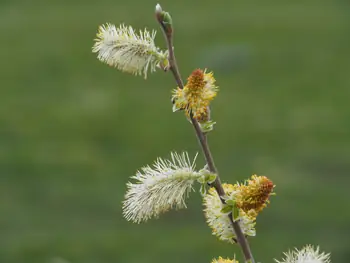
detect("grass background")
[1,0,350,262]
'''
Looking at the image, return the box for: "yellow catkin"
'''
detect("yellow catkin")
[211,256,239,263]
[172,69,218,122]
[235,175,275,216]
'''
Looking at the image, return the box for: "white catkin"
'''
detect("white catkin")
[93,23,166,78]
[123,152,200,223]
[275,245,331,263]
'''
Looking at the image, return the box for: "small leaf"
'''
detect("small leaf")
[232,206,240,221]
[172,103,181,112]
[207,173,217,183]
[221,204,233,214]
[198,168,217,184]
[226,199,235,206]
[197,175,206,184]
[158,57,169,71]
[200,184,207,196]
[199,120,216,133]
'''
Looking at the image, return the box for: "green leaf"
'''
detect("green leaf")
[207,173,217,183]
[226,199,235,206]
[198,168,217,184]
[232,205,240,220]
[221,204,232,214]
[200,184,207,196]
[199,120,216,133]
[197,175,205,184]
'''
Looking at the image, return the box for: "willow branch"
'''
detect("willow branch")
[156,5,255,263]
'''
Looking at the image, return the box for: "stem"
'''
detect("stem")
[165,32,184,89]
[192,107,255,263]
[156,13,256,263]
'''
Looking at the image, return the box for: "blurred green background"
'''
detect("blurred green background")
[1,0,349,262]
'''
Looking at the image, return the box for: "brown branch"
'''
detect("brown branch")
[156,5,255,263]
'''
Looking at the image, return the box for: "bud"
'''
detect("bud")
[155,4,173,35]
[155,3,162,14]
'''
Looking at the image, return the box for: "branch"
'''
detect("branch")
[156,4,255,263]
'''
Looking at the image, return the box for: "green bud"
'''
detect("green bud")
[162,11,172,26]
[155,4,173,34]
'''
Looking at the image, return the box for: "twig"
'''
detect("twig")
[156,6,255,263]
